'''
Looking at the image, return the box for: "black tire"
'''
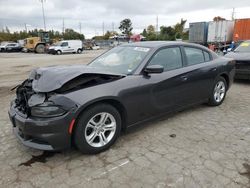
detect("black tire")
[77,49,82,54]
[35,44,45,53]
[56,50,62,55]
[74,103,121,154]
[208,76,227,106]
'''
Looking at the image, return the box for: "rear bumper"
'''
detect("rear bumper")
[8,104,75,151]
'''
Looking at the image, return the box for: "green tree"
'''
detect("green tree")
[119,18,133,36]
[146,25,157,40]
[213,16,226,21]
[141,29,147,37]
[159,26,175,40]
[63,28,85,40]
[0,28,85,43]
[174,19,187,40]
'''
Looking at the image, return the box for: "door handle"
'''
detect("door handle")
[181,76,188,81]
[211,68,217,72]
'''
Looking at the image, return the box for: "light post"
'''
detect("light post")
[40,0,46,31]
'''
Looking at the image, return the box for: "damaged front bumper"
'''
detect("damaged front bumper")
[8,101,76,151]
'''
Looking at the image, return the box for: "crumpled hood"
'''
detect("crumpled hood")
[225,52,250,61]
[29,65,125,93]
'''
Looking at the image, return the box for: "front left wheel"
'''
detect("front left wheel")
[74,104,121,154]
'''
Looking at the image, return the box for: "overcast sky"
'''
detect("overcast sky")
[1,0,250,38]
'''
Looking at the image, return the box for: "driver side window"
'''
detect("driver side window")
[149,47,183,71]
[61,42,68,47]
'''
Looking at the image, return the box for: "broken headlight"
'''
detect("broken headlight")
[31,102,66,118]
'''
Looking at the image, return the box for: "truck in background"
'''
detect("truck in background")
[23,32,50,53]
[207,20,235,43]
[189,20,241,53]
[189,22,208,45]
[233,18,250,42]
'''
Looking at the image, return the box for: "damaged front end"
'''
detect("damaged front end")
[14,79,34,117]
[9,65,125,151]
[14,79,65,118]
[9,78,78,151]
[14,70,125,117]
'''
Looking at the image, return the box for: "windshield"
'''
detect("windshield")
[88,46,150,75]
[234,41,250,52]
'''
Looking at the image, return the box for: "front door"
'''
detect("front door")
[139,46,188,118]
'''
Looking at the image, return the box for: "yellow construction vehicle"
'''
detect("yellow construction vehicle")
[24,32,50,53]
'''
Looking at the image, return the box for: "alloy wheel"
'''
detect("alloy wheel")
[85,112,116,148]
[213,81,226,103]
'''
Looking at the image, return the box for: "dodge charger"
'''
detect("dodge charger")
[9,41,235,154]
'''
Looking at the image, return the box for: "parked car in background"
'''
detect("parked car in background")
[92,44,100,50]
[9,41,235,154]
[48,40,83,55]
[225,40,250,80]
[0,42,22,52]
[0,42,8,51]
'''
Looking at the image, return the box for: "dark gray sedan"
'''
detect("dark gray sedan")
[8,41,235,154]
[225,40,250,80]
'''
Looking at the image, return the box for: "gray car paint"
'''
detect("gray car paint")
[8,41,236,151]
[30,65,125,93]
[225,52,250,61]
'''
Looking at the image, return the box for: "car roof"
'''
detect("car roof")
[122,41,218,59]
[123,41,208,50]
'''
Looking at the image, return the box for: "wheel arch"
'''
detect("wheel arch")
[219,73,229,90]
[71,98,128,141]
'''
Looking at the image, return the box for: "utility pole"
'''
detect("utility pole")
[102,21,105,36]
[79,22,82,34]
[40,0,46,31]
[156,15,159,39]
[62,18,65,34]
[231,8,236,21]
[24,23,27,33]
[112,22,115,32]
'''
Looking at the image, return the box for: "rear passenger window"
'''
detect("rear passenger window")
[203,51,211,62]
[149,47,183,71]
[184,47,204,66]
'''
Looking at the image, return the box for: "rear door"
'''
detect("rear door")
[180,46,218,105]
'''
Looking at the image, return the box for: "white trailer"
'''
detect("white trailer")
[207,21,235,43]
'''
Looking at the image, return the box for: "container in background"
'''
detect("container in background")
[207,20,235,43]
[233,18,250,41]
[189,22,208,44]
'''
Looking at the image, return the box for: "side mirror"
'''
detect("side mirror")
[144,65,164,74]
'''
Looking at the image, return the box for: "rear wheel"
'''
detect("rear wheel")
[35,44,45,53]
[208,76,227,106]
[77,49,82,54]
[74,104,121,154]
